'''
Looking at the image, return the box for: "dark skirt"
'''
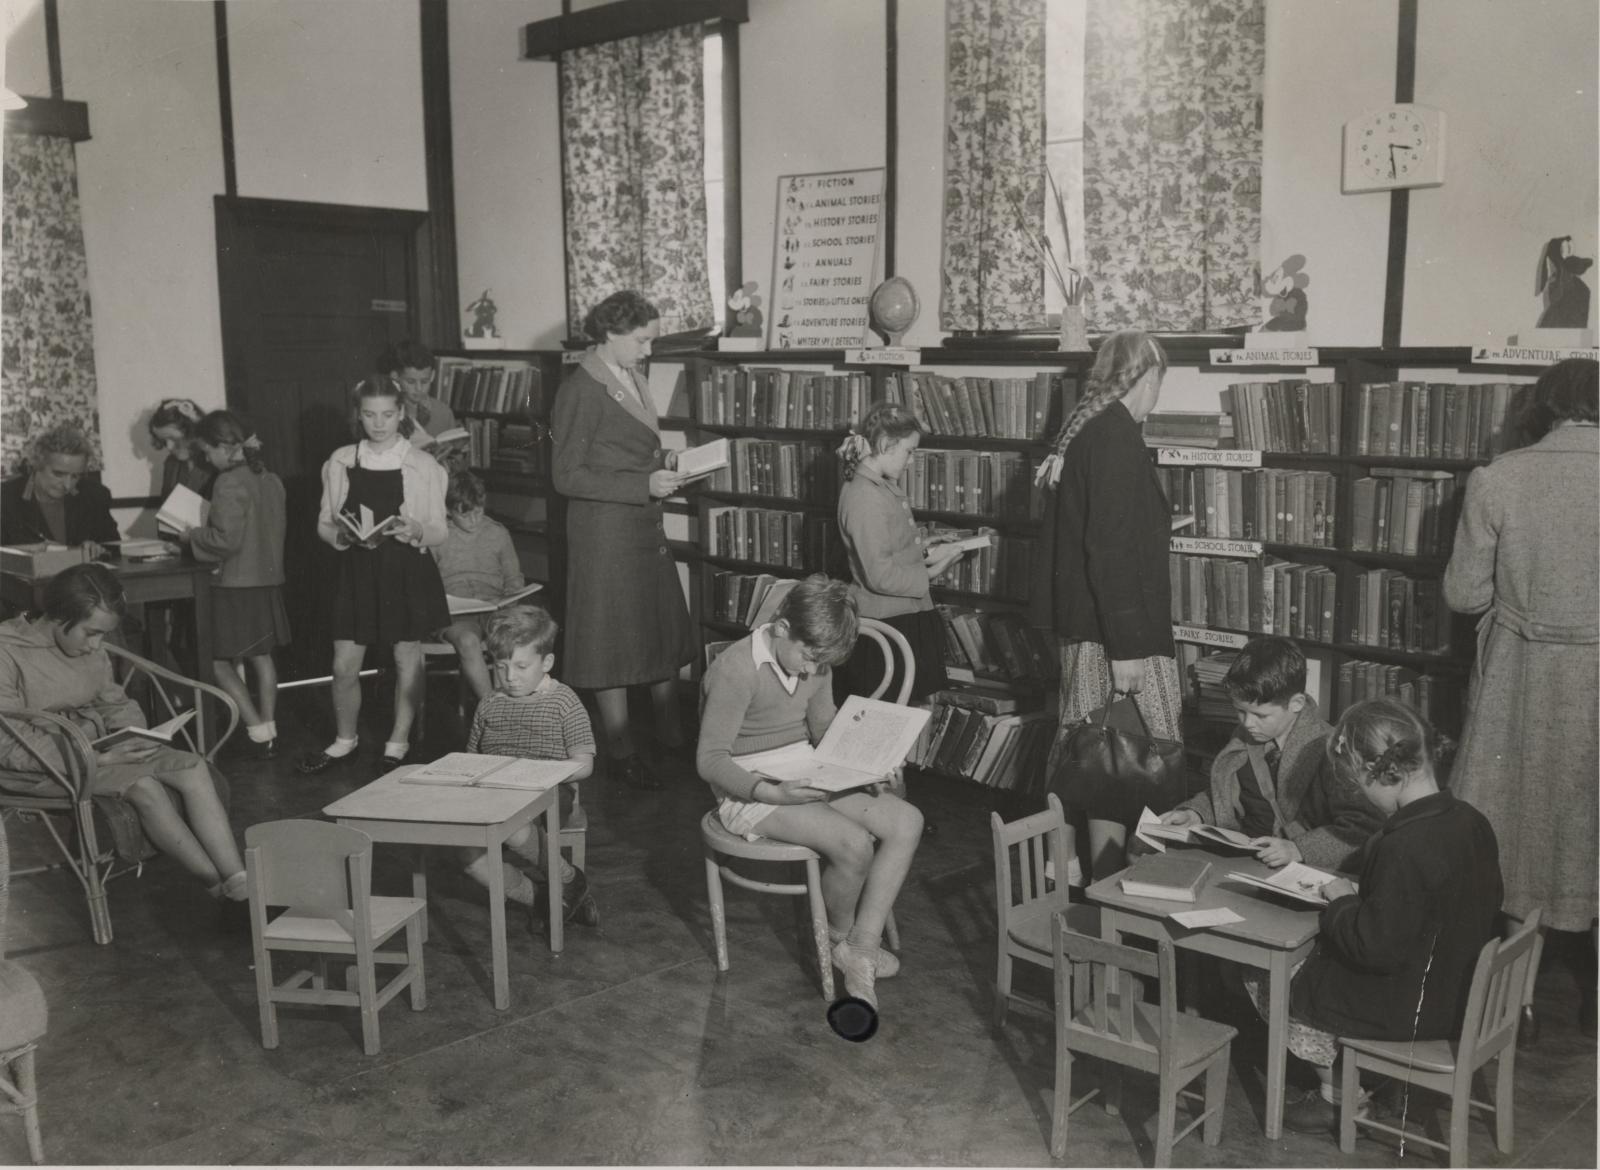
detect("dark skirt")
[211,585,291,659]
[834,608,949,704]
[330,540,450,646]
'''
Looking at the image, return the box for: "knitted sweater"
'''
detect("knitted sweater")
[697,631,836,801]
[433,517,523,601]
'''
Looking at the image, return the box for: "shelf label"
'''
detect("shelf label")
[1172,624,1251,649]
[1209,347,1318,367]
[1155,447,1262,467]
[1471,345,1599,366]
[843,346,918,366]
[1171,536,1263,558]
[561,351,583,365]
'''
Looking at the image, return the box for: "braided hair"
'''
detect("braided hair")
[1327,696,1456,788]
[837,401,922,480]
[1035,330,1168,489]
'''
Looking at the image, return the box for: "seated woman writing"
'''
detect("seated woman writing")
[0,423,119,552]
[0,563,249,927]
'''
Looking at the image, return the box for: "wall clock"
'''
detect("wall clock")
[1342,103,1446,193]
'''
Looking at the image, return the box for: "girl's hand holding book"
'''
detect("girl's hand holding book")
[98,740,160,767]
[389,516,424,545]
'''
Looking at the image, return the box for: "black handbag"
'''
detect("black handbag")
[1049,696,1186,821]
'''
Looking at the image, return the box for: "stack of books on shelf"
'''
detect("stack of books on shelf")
[1335,659,1457,730]
[695,365,880,429]
[435,358,544,415]
[1188,650,1239,720]
[921,523,1033,599]
[887,371,1073,440]
[904,449,1039,520]
[1220,380,1343,453]
[1158,467,1337,546]
[704,505,840,571]
[1143,412,1234,449]
[907,688,1055,791]
[1349,571,1450,653]
[706,572,796,628]
[703,439,839,505]
[1170,555,1337,643]
[1349,469,1461,556]
[935,605,1058,687]
[1353,381,1521,459]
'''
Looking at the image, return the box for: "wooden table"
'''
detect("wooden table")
[1,556,217,741]
[1086,851,1321,1140]
[323,770,564,1011]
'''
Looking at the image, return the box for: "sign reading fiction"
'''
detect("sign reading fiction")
[768,168,886,350]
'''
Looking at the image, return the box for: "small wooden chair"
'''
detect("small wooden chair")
[246,819,427,1056]
[989,792,1099,1028]
[1051,916,1236,1167]
[1338,909,1545,1167]
[0,815,46,1163]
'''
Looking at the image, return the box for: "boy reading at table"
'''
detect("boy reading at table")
[460,605,597,928]
[1159,636,1378,871]
[432,470,525,704]
[697,574,924,1011]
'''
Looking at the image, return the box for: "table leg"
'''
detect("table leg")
[545,799,563,955]
[413,846,429,944]
[486,836,510,1010]
[1265,949,1290,1140]
[190,569,214,745]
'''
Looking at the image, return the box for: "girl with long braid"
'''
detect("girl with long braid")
[1030,330,1183,881]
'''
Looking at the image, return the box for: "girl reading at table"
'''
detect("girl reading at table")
[298,377,450,777]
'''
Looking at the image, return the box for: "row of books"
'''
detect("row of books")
[1143,411,1235,449]
[1349,470,1462,557]
[1185,646,1333,718]
[908,693,1054,790]
[434,358,545,416]
[706,572,796,629]
[1332,659,1459,732]
[695,366,881,430]
[704,506,839,571]
[1219,380,1343,454]
[935,605,1059,686]
[1158,467,1337,547]
[1348,570,1452,654]
[1170,554,1338,644]
[885,371,1072,440]
[1353,381,1521,460]
[703,440,839,505]
[904,449,1039,520]
[922,523,1033,600]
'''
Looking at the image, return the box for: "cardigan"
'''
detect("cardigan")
[315,438,448,550]
[432,516,523,601]
[837,464,932,619]
[1028,401,1174,660]
[186,465,287,588]
[0,616,143,779]
[0,475,119,548]
[697,629,837,801]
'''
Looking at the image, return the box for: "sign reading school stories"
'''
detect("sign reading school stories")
[768,168,886,350]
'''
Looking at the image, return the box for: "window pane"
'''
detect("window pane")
[704,29,726,328]
[1044,0,1085,321]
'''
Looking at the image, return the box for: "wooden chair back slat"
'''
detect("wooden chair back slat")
[245,819,369,919]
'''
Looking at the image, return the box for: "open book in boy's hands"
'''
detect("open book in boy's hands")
[1135,807,1260,854]
[732,696,931,794]
[339,505,404,543]
[1229,861,1342,907]
[446,583,543,616]
[93,710,194,750]
[398,752,581,791]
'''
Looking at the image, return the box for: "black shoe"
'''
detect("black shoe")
[239,737,277,761]
[1518,1003,1542,1049]
[297,749,353,776]
[1282,1089,1339,1136]
[571,893,601,928]
[560,867,591,923]
[613,754,662,791]
[376,752,410,775]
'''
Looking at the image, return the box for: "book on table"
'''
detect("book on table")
[339,505,404,543]
[1118,853,1213,902]
[93,710,194,750]
[445,582,544,616]
[677,437,731,479]
[398,752,582,791]
[731,696,931,794]
[1228,861,1341,907]
[156,484,209,534]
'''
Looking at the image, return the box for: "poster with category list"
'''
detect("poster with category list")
[767,168,886,351]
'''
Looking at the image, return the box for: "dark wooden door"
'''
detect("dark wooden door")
[215,197,425,680]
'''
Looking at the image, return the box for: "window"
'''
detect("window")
[703,27,727,321]
[1043,0,1086,323]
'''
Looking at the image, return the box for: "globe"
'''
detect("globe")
[868,277,920,346]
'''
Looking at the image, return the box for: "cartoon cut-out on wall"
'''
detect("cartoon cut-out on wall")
[1258,254,1310,332]
[1535,235,1593,329]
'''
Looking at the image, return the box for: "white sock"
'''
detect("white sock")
[558,857,577,883]
[464,856,536,906]
[247,723,273,743]
[263,720,278,740]
[324,736,358,759]
[383,740,410,760]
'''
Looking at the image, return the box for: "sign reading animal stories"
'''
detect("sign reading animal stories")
[768,168,886,351]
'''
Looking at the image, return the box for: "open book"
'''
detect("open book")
[677,437,731,479]
[156,484,209,534]
[425,427,471,447]
[1171,513,1197,531]
[446,582,543,616]
[93,710,194,750]
[931,532,992,555]
[732,696,931,794]
[1136,807,1259,854]
[398,752,582,791]
[1229,861,1341,907]
[339,505,404,542]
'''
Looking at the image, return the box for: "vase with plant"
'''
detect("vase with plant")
[1012,169,1092,351]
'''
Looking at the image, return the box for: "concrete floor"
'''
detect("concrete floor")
[2,691,1595,1167]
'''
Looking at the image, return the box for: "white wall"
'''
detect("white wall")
[2,0,49,97]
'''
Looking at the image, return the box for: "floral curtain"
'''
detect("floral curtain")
[1082,0,1264,332]
[1,128,102,477]
[561,25,715,337]
[940,0,1046,332]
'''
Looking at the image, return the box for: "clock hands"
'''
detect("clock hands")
[1388,142,1414,178]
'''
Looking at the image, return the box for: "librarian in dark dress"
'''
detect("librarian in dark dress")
[552,290,698,789]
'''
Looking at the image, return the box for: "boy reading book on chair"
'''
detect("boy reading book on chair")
[459,605,598,928]
[696,574,924,1010]
[432,471,525,704]
[1159,636,1379,872]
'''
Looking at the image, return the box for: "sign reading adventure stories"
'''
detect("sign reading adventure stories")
[769,168,886,350]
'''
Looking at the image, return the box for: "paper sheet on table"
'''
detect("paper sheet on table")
[1169,907,1245,929]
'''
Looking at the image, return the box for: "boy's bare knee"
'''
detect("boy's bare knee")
[835,827,875,871]
[889,799,925,843]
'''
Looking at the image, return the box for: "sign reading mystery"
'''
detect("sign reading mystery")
[768,168,886,351]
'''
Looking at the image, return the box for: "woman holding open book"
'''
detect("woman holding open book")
[0,564,249,926]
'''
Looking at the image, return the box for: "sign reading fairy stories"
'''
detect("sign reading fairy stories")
[769,168,886,350]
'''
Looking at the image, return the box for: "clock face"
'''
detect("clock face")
[1342,104,1446,193]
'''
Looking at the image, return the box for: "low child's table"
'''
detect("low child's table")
[1086,851,1321,1139]
[323,769,564,1011]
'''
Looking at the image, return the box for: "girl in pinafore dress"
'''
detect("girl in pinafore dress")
[298,377,451,776]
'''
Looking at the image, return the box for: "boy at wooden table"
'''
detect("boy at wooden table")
[460,605,598,928]
[1158,636,1379,871]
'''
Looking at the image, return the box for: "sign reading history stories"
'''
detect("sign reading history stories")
[768,168,886,350]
